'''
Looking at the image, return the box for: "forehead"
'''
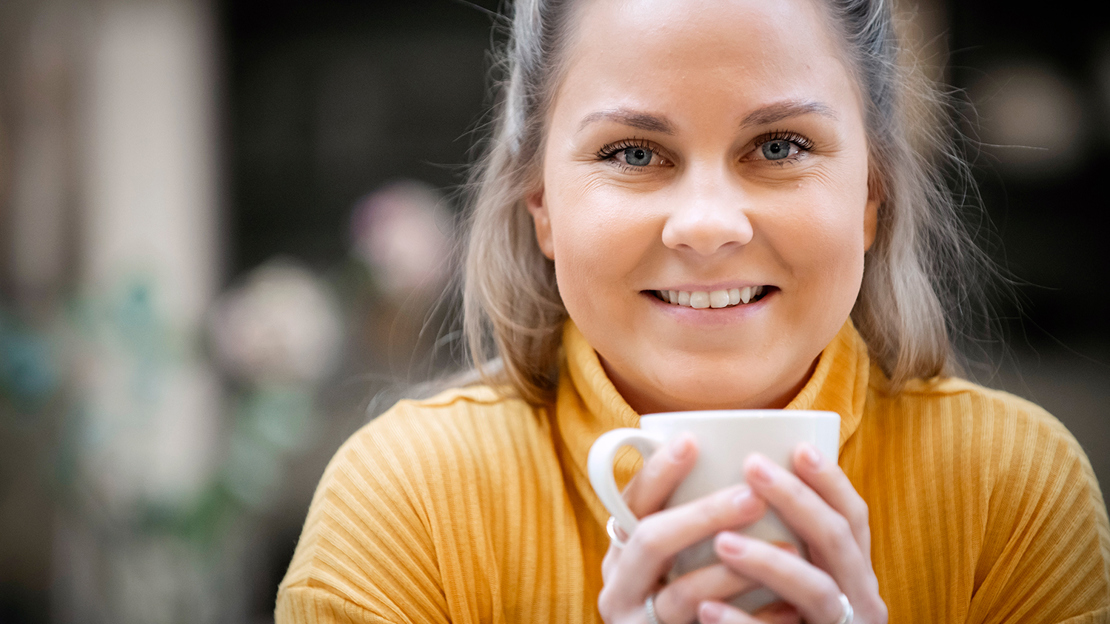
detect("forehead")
[552,0,860,125]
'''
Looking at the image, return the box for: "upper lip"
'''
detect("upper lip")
[649,282,771,292]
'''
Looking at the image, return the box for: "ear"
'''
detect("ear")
[525,186,556,260]
[863,173,881,252]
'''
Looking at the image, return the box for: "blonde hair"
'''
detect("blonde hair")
[461,0,997,405]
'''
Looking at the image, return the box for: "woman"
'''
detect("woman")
[276,0,1110,622]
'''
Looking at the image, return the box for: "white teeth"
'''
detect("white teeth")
[658,287,768,308]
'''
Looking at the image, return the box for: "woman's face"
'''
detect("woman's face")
[527,0,878,413]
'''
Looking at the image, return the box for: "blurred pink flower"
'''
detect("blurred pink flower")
[208,260,342,385]
[350,180,452,301]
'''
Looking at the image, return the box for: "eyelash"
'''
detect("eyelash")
[595,138,659,165]
[755,130,815,154]
[595,130,816,171]
[754,127,816,160]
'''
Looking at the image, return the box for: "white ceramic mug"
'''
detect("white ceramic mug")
[588,409,840,613]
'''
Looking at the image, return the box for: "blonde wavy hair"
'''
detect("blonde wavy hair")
[460,0,997,406]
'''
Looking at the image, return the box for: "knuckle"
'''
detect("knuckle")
[596,586,616,619]
[704,495,736,526]
[630,519,667,559]
[665,581,697,613]
[784,475,810,500]
[601,552,617,579]
[826,514,854,547]
[852,500,870,529]
[871,598,890,623]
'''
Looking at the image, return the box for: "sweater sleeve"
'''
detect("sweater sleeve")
[275,404,453,624]
[966,403,1110,624]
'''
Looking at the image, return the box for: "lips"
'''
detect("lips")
[652,286,772,309]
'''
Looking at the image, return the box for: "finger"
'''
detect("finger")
[714,532,844,624]
[602,435,698,581]
[622,433,698,518]
[697,600,802,624]
[601,541,620,584]
[605,485,767,601]
[652,541,800,624]
[743,454,874,598]
[792,443,872,566]
[653,563,762,624]
[697,601,762,624]
[752,601,803,624]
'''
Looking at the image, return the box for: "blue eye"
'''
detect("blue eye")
[761,139,793,160]
[623,147,653,166]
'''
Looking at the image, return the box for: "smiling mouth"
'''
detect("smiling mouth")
[651,286,774,309]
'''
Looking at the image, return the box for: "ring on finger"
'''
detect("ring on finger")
[645,593,668,624]
[606,516,631,548]
[832,593,853,624]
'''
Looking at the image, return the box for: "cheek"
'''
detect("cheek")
[775,177,869,281]
[546,171,657,275]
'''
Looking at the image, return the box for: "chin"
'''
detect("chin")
[638,370,793,414]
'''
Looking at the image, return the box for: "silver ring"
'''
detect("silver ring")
[645,592,666,624]
[606,516,630,548]
[833,593,854,624]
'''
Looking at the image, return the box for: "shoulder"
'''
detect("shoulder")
[353,384,548,454]
[328,385,551,487]
[870,371,1083,455]
[278,385,557,612]
[861,370,1108,533]
[859,373,1110,616]
[871,372,1108,546]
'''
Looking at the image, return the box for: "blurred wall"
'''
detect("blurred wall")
[943,0,1110,494]
[2,0,224,622]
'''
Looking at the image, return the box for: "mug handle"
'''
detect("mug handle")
[587,428,667,535]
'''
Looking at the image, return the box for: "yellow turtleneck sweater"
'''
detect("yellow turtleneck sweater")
[276,321,1110,623]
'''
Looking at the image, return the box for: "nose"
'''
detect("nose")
[661,177,754,256]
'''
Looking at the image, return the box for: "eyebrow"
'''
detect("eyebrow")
[578,100,838,135]
[578,109,675,134]
[740,100,837,127]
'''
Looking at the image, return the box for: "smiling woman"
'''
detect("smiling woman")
[275,0,1110,622]
[525,0,877,415]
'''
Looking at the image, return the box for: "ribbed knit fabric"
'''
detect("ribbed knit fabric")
[276,320,1110,623]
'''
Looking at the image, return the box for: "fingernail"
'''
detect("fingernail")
[799,442,821,469]
[666,437,683,461]
[747,455,773,484]
[666,433,692,461]
[732,486,752,509]
[716,532,745,557]
[699,601,724,623]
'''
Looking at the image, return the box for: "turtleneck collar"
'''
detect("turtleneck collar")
[554,318,871,529]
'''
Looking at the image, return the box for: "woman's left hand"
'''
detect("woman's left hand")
[698,443,888,624]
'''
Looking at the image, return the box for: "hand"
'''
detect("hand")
[598,434,771,624]
[696,444,888,624]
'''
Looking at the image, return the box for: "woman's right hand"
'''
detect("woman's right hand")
[598,434,773,624]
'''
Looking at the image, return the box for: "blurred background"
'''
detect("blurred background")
[0,0,1107,622]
